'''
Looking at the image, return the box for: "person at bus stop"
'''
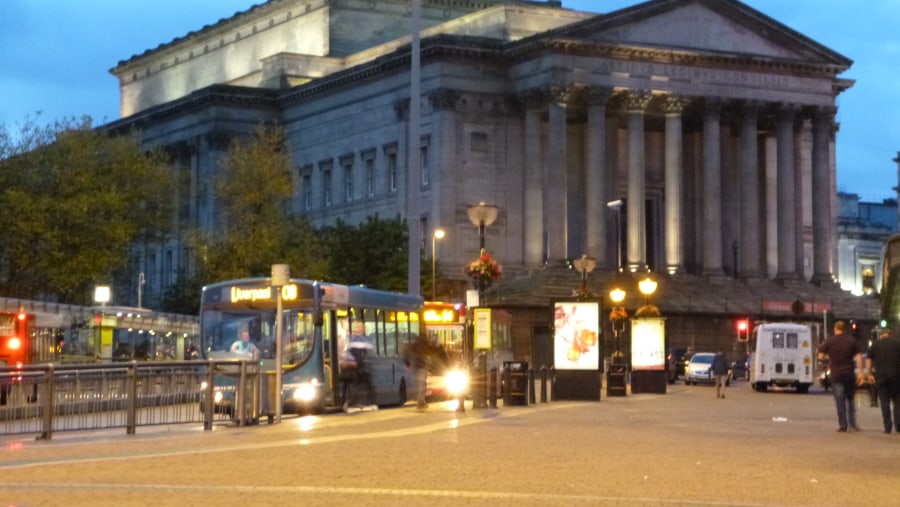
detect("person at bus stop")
[865,327,900,433]
[817,320,866,432]
[711,348,729,399]
[341,321,376,411]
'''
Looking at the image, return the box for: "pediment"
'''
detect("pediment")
[557,0,850,67]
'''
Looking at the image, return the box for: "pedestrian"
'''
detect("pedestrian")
[817,320,866,432]
[865,327,900,434]
[711,348,729,399]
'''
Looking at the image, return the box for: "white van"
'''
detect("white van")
[749,322,814,393]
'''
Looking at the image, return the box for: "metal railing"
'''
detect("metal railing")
[0,360,260,439]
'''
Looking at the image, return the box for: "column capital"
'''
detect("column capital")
[703,97,726,116]
[547,81,579,105]
[622,90,654,112]
[739,99,763,117]
[660,94,691,115]
[775,103,799,122]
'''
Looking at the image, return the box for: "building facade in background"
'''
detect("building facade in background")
[106,0,879,356]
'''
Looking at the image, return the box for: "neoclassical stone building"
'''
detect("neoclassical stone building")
[107,0,879,358]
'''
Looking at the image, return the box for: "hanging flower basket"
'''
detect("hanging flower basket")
[635,304,661,317]
[463,248,502,290]
[609,306,628,322]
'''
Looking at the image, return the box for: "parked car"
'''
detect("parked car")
[667,347,691,384]
[684,352,731,386]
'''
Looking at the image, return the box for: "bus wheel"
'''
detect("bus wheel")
[755,382,768,392]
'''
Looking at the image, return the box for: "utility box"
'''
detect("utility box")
[503,361,529,406]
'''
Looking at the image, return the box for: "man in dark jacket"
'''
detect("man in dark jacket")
[818,320,865,432]
[865,327,900,433]
[711,348,729,399]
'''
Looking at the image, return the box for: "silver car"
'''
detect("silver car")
[685,352,731,386]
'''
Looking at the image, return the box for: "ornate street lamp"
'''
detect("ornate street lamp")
[467,201,499,251]
[609,287,627,364]
[638,276,658,307]
[431,228,445,300]
[573,254,597,296]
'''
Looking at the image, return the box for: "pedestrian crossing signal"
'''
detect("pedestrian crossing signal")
[736,320,749,341]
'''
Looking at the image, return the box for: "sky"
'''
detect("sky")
[1,0,897,201]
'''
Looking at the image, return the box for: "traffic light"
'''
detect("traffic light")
[736,319,749,341]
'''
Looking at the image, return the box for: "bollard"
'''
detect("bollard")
[489,366,498,408]
[540,365,548,403]
[549,366,555,402]
[528,368,536,404]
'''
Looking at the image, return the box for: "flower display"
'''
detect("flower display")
[609,306,629,322]
[464,248,502,290]
[571,286,596,300]
[635,304,661,317]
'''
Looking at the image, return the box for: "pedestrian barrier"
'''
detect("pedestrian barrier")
[0,360,255,439]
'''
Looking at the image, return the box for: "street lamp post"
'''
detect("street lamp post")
[573,254,597,295]
[467,201,499,252]
[607,200,623,272]
[609,287,626,364]
[431,228,445,300]
[466,202,499,302]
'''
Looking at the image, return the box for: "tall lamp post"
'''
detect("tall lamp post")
[573,255,597,295]
[609,287,626,364]
[607,199,623,272]
[431,228,445,300]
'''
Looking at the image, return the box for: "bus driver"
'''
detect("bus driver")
[231,330,260,360]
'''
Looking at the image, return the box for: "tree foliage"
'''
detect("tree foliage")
[0,117,173,304]
[320,215,411,292]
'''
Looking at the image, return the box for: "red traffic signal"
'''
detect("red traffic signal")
[736,319,749,341]
[737,320,748,332]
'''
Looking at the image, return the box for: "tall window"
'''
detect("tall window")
[420,143,430,187]
[342,157,354,202]
[320,161,333,207]
[364,155,375,197]
[385,147,397,193]
[302,173,312,210]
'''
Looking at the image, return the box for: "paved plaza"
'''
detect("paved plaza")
[1,380,898,507]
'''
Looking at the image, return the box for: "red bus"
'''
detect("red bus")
[0,311,33,367]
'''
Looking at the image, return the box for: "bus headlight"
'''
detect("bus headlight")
[445,369,469,397]
[214,391,223,404]
[292,380,319,402]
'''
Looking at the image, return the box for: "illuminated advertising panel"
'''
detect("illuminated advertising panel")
[473,308,492,349]
[553,302,600,370]
[631,318,666,370]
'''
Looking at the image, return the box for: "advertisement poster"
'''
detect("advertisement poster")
[553,302,600,370]
[473,308,492,349]
[631,318,666,370]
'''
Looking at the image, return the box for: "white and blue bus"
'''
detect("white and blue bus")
[200,278,424,415]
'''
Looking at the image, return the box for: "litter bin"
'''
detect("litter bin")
[606,364,627,397]
[503,361,529,406]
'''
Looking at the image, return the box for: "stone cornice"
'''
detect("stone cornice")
[507,37,848,78]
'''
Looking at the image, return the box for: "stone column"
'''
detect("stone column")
[739,101,762,278]
[661,95,687,275]
[702,99,724,276]
[625,91,652,272]
[546,84,572,262]
[811,106,836,283]
[585,87,612,264]
[775,104,797,280]
[522,89,544,268]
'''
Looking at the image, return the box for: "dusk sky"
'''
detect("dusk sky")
[1,0,897,201]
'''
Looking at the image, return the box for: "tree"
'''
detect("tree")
[321,215,414,292]
[0,116,174,304]
[192,123,327,284]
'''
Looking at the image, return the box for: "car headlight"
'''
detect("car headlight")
[445,369,469,396]
[292,380,319,402]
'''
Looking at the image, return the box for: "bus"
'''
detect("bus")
[0,296,199,364]
[0,311,33,367]
[199,278,424,415]
[748,322,815,393]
